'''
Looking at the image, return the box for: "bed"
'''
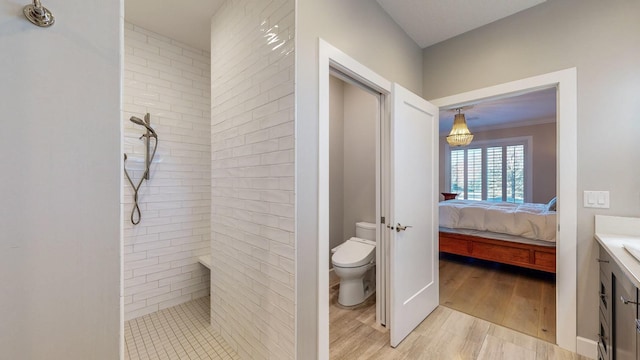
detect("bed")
[439,199,557,273]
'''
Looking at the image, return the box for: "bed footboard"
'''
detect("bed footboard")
[439,231,556,273]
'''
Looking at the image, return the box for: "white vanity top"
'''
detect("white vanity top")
[595,215,640,288]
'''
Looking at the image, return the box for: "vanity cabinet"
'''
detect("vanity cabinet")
[598,245,639,360]
[599,247,612,360]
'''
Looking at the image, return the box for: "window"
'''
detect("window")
[447,137,532,203]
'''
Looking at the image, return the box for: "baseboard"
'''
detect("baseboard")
[576,336,597,359]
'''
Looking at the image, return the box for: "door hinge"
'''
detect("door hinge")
[381,216,386,224]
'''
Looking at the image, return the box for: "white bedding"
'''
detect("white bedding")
[439,199,556,242]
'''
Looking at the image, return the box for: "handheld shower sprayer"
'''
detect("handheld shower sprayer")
[130,115,157,138]
[124,113,159,225]
[129,113,157,178]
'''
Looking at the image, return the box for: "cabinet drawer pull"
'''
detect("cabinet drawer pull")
[596,258,610,263]
[620,296,639,305]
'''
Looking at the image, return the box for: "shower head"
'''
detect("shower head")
[130,116,157,137]
[129,116,145,126]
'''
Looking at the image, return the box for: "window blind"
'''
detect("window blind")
[448,141,527,203]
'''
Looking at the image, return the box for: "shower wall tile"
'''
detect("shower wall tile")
[210,0,295,359]
[123,22,212,321]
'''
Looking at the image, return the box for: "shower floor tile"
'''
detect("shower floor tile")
[124,296,239,360]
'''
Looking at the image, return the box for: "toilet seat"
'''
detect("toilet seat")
[332,237,375,268]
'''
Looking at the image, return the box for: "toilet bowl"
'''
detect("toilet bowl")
[332,222,376,307]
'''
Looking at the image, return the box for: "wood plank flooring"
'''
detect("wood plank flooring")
[440,254,556,343]
[329,284,585,360]
[329,256,577,360]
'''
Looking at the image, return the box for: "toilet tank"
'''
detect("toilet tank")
[355,222,376,241]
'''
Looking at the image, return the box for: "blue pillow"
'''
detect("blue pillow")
[547,197,557,211]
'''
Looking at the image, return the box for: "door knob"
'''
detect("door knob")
[396,223,412,232]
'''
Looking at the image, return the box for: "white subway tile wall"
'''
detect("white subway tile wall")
[123,22,212,320]
[210,0,295,359]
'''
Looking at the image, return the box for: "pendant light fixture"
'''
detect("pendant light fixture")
[446,108,474,147]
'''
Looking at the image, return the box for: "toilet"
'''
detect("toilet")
[331,222,376,307]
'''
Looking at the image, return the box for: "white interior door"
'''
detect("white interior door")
[389,83,439,347]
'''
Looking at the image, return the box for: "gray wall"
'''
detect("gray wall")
[329,77,378,265]
[343,83,378,238]
[296,0,423,357]
[0,1,121,358]
[423,0,640,344]
[439,122,557,204]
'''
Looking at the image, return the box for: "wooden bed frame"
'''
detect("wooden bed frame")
[439,231,556,273]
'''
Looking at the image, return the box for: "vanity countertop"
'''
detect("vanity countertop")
[595,215,640,288]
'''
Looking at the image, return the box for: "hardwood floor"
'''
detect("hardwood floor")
[329,260,581,360]
[439,254,556,343]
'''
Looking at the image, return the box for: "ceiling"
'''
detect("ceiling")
[439,88,557,136]
[125,0,546,51]
[375,0,546,48]
[124,0,224,51]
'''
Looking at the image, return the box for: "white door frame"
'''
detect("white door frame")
[430,68,578,352]
[318,38,392,360]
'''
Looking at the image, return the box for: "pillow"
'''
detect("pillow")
[547,196,557,212]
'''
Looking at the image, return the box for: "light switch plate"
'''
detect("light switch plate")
[584,191,610,208]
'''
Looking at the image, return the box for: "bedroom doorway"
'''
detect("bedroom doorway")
[430,68,578,352]
[438,88,557,342]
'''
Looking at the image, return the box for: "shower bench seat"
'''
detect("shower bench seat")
[198,255,211,270]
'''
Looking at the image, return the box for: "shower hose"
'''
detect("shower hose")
[123,136,158,225]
